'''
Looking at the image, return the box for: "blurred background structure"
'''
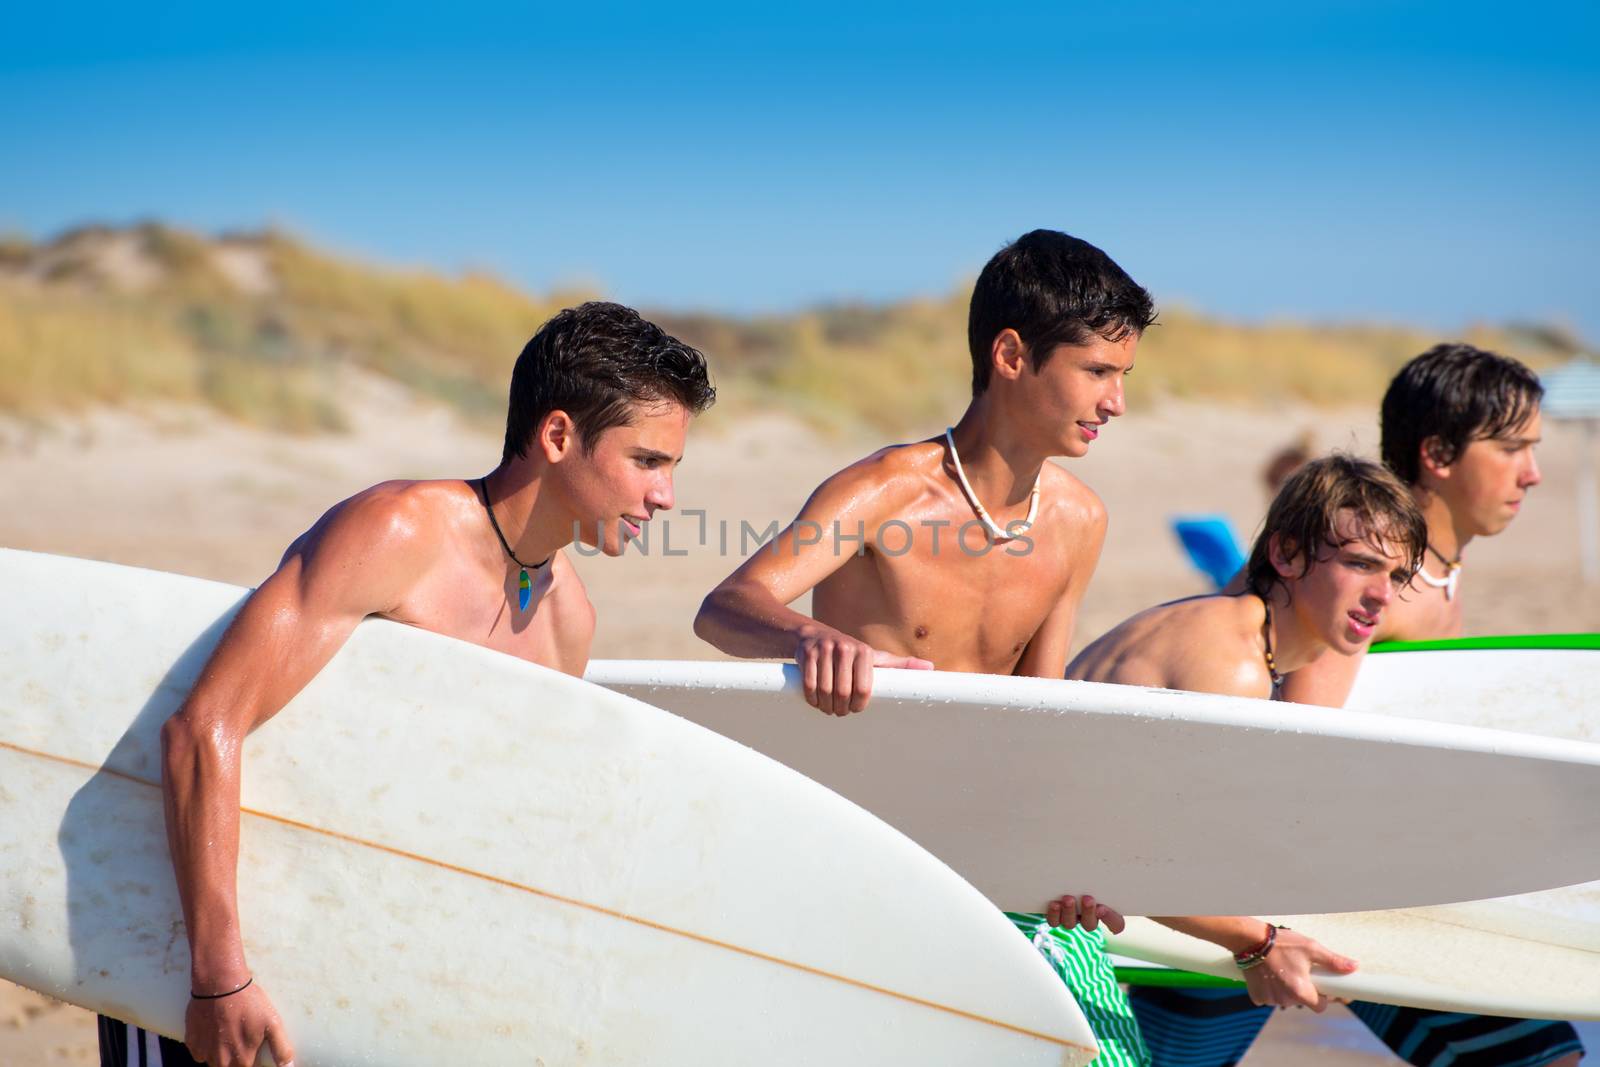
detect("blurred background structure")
[1542,356,1600,582]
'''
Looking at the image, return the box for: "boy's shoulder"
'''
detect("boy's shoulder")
[808,438,948,510]
[285,478,476,569]
[1039,462,1107,529]
[334,478,475,540]
[1172,594,1273,692]
[850,438,947,477]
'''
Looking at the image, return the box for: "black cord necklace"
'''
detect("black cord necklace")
[1426,542,1461,568]
[475,478,551,612]
[1420,541,1463,601]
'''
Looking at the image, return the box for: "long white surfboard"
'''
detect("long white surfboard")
[0,549,1098,1067]
[585,659,1600,917]
[1107,637,1600,1018]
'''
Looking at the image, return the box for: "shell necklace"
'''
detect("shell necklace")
[944,428,1041,542]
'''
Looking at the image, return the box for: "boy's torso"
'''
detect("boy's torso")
[392,547,589,675]
[290,479,592,677]
[810,444,1097,675]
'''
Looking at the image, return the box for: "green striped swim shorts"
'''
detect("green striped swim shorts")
[1005,911,1151,1067]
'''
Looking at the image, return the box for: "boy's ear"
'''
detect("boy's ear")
[990,329,1029,384]
[1418,435,1453,482]
[1267,533,1300,580]
[538,410,578,463]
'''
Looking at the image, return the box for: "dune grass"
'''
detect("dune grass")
[0,223,1583,435]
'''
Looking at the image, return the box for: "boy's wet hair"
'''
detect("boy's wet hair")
[967,229,1156,396]
[502,301,716,463]
[1244,453,1426,599]
[1380,343,1543,485]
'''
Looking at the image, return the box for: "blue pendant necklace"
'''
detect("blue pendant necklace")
[476,478,551,612]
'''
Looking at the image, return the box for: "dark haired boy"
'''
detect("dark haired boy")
[1067,454,1425,1010]
[695,230,1158,1064]
[106,303,716,1067]
[1128,346,1574,1067]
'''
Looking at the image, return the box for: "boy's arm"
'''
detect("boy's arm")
[694,462,930,713]
[1149,916,1356,1012]
[163,492,426,1067]
[1014,493,1106,679]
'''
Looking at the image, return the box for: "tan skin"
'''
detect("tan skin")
[1068,520,1414,1010]
[696,327,1133,933]
[1281,412,1543,707]
[161,402,691,1067]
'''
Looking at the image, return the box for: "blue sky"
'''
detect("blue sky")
[3,2,1596,337]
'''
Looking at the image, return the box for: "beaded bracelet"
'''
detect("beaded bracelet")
[1233,924,1281,970]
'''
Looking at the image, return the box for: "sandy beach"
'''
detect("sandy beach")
[3,389,1594,1063]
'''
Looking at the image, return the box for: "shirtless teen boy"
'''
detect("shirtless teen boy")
[98,303,715,1067]
[694,229,1158,1065]
[1068,453,1424,1025]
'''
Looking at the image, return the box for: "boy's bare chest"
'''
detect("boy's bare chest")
[389,560,571,670]
[826,533,1071,670]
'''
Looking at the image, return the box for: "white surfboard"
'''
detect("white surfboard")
[1107,898,1600,1019]
[1107,637,1600,1018]
[0,549,1098,1067]
[1349,636,1600,739]
[584,659,1600,916]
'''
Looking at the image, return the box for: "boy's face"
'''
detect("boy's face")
[1022,333,1138,459]
[1433,408,1543,539]
[562,401,690,557]
[1282,512,1413,656]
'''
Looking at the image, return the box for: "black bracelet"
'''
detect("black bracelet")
[191,976,253,1000]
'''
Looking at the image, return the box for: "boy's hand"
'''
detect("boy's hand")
[796,628,933,714]
[1045,893,1125,934]
[1241,928,1358,1011]
[184,980,296,1067]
